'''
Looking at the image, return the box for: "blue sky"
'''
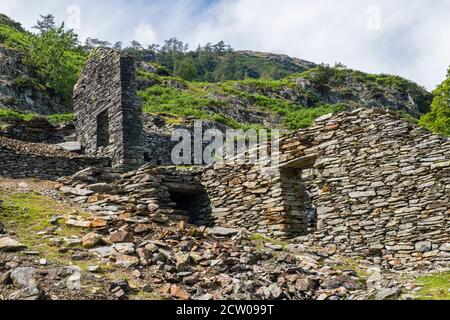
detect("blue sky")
[0,0,449,90]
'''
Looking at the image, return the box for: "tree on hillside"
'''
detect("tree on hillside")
[84,37,112,50]
[122,40,155,61]
[161,37,187,53]
[113,41,123,50]
[173,56,197,81]
[419,68,450,136]
[32,14,56,34]
[26,20,82,106]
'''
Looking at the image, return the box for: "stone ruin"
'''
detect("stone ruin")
[66,50,449,268]
[0,48,447,269]
[73,48,144,169]
[201,109,449,267]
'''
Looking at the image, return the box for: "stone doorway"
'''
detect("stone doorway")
[279,154,318,237]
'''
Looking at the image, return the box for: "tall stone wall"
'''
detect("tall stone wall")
[201,109,450,268]
[73,48,143,169]
[295,109,449,268]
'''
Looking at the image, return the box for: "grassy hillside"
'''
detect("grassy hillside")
[0,13,444,135]
[137,63,432,130]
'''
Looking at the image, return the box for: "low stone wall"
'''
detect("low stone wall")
[0,117,75,144]
[0,137,110,180]
[114,165,210,224]
[142,114,230,166]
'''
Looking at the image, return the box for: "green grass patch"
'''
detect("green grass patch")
[0,191,91,264]
[0,107,36,121]
[331,256,370,281]
[249,233,289,250]
[283,103,348,129]
[415,272,450,300]
[0,107,74,124]
[47,113,75,124]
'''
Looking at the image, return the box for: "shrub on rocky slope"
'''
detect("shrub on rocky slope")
[137,63,432,130]
[419,67,450,136]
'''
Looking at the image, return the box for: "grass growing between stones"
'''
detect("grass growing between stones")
[0,107,74,124]
[415,272,450,300]
[105,270,164,300]
[331,257,370,281]
[249,233,289,251]
[0,191,90,264]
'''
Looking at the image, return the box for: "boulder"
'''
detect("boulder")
[375,288,401,300]
[55,141,82,153]
[82,233,103,249]
[60,186,94,197]
[9,285,44,300]
[110,230,134,243]
[89,246,115,258]
[10,267,37,288]
[0,237,26,252]
[208,227,239,237]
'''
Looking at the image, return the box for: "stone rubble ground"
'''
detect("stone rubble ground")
[0,176,435,301]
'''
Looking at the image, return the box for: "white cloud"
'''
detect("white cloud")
[132,22,158,46]
[0,0,449,90]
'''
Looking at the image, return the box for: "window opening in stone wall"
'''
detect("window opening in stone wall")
[96,109,110,149]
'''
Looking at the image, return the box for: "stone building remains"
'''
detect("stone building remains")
[73,48,144,169]
[0,49,448,270]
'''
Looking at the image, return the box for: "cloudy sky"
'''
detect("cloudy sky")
[0,0,449,90]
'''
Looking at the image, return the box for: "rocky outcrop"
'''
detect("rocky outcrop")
[237,50,317,75]
[0,46,66,115]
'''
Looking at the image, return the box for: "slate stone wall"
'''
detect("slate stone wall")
[201,109,450,267]
[297,109,449,268]
[73,48,143,169]
[0,137,109,180]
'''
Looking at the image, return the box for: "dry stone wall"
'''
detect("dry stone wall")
[294,109,449,268]
[0,137,109,180]
[201,164,309,239]
[73,48,143,169]
[0,117,75,144]
[201,109,450,268]
[114,165,210,225]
